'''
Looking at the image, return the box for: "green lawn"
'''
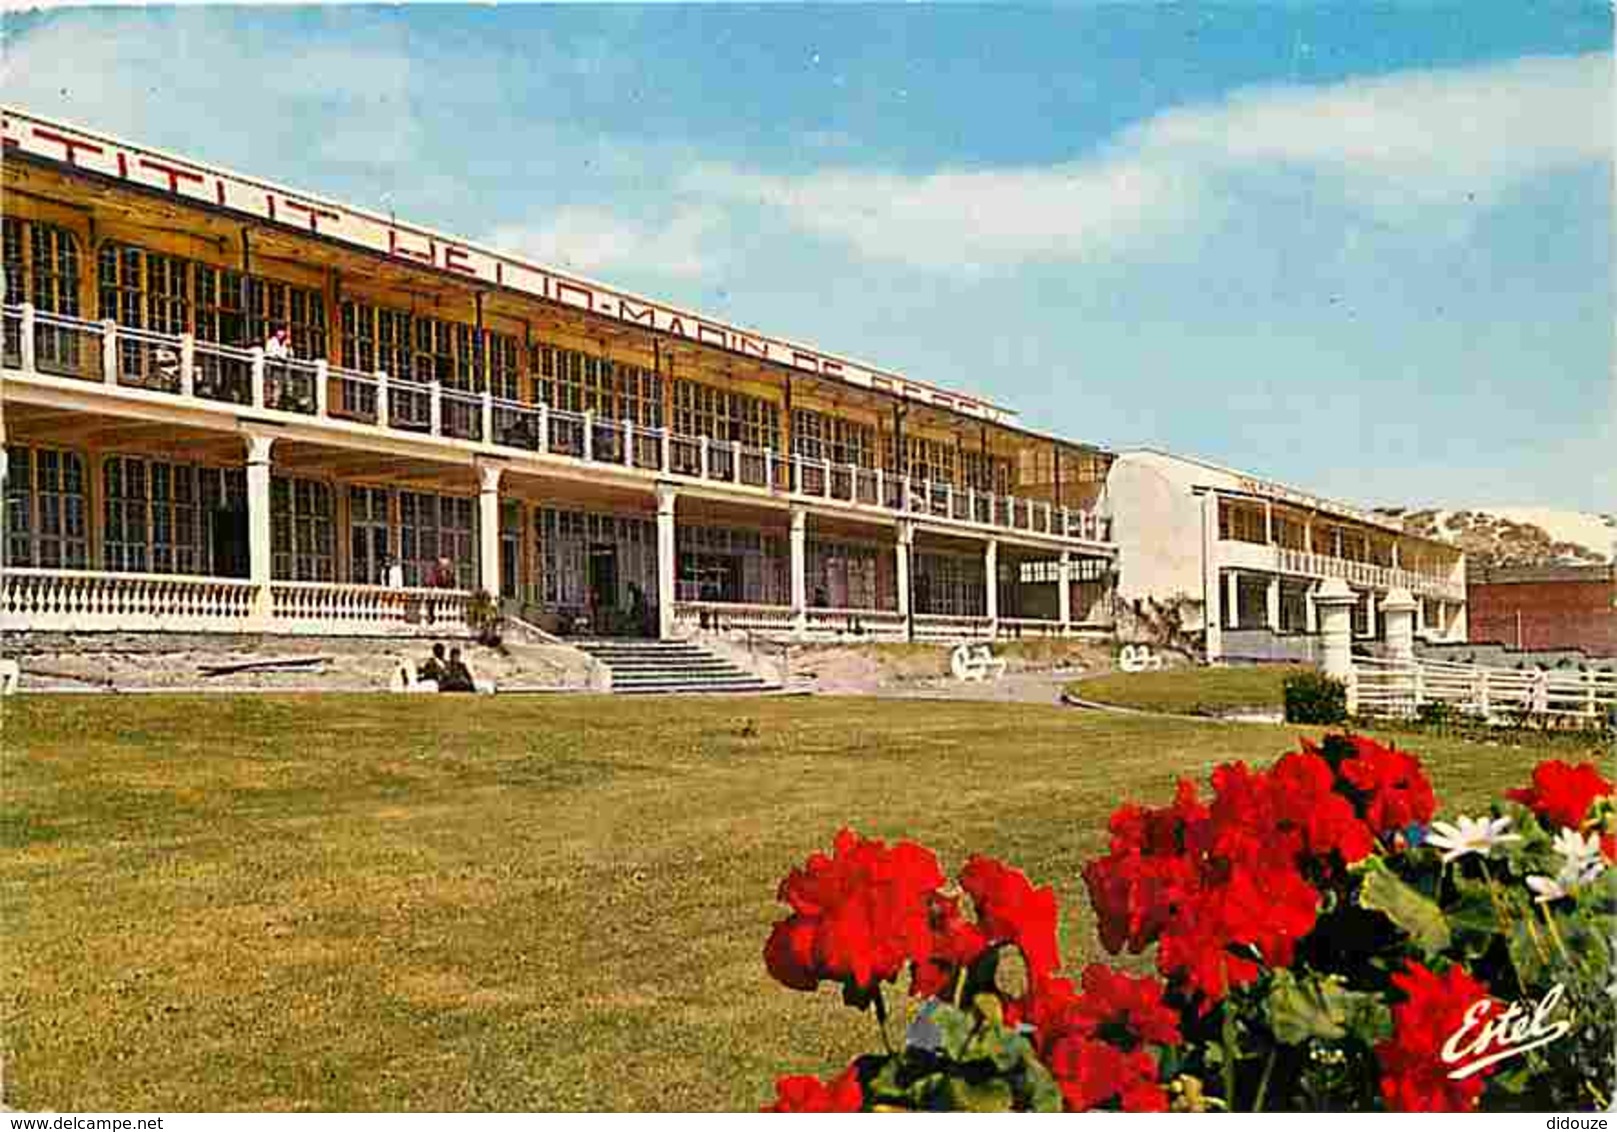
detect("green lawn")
[1072,664,1305,716]
[1,694,1590,1111]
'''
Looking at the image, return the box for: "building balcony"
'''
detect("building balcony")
[1216,538,1463,603]
[2,305,1111,552]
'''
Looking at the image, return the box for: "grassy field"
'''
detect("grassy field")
[1,693,1589,1111]
[1071,664,1304,715]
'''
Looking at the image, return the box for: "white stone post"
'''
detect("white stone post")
[730,441,741,484]
[101,319,118,385]
[429,380,443,435]
[875,467,885,507]
[537,403,549,454]
[789,505,808,637]
[482,391,494,445]
[18,303,35,374]
[1381,587,1417,663]
[984,537,999,635]
[376,370,390,428]
[699,436,710,479]
[1266,575,1281,631]
[478,465,502,597]
[622,418,635,468]
[661,427,671,473]
[245,432,275,629]
[1305,581,1319,634]
[1225,569,1240,630]
[896,521,913,620]
[1201,489,1223,662]
[1364,588,1378,639]
[250,347,266,407]
[763,446,775,490]
[1315,577,1358,712]
[178,334,196,398]
[583,410,595,461]
[1058,550,1073,634]
[314,359,329,417]
[656,485,677,640]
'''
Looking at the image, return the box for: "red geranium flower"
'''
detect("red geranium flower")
[1068,964,1181,1049]
[764,1065,863,1112]
[1603,831,1616,863]
[910,891,988,999]
[1337,737,1437,835]
[1376,961,1498,1112]
[959,854,1062,981]
[1506,760,1614,831]
[1043,1034,1168,1112]
[765,829,945,994]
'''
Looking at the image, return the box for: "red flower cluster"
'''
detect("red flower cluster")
[1330,735,1438,835]
[1376,961,1497,1112]
[765,831,1062,1003]
[1506,759,1614,831]
[765,829,945,994]
[763,1066,863,1112]
[1083,745,1394,1005]
[1018,965,1181,1112]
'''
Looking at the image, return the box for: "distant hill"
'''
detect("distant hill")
[1372,506,1616,569]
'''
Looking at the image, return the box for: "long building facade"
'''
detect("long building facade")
[1106,450,1467,662]
[0,108,1117,644]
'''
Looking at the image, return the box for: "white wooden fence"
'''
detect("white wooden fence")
[1353,654,1617,727]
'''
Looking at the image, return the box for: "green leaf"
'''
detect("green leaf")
[1360,859,1452,955]
[936,1076,1015,1112]
[1022,1059,1064,1112]
[1265,970,1349,1045]
[928,1002,977,1061]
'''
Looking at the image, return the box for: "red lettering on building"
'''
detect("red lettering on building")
[116,152,128,178]
[620,300,658,327]
[595,295,619,316]
[494,261,504,286]
[555,280,594,310]
[140,157,204,195]
[791,351,820,373]
[442,244,476,276]
[388,228,436,266]
[666,317,687,339]
[734,334,769,360]
[32,127,103,168]
[697,323,729,348]
[820,359,843,378]
[280,197,341,235]
[265,193,277,221]
[215,179,227,207]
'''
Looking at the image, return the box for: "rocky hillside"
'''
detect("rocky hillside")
[1374,506,1616,569]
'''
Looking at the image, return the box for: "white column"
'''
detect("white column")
[314,360,329,417]
[895,521,913,620]
[1225,569,1240,630]
[18,302,35,374]
[1201,489,1223,662]
[245,432,275,628]
[1266,575,1280,631]
[1264,500,1274,545]
[429,380,443,435]
[1381,587,1417,663]
[583,410,595,461]
[789,505,808,636]
[101,319,118,384]
[984,537,999,632]
[1058,550,1073,633]
[1315,577,1358,710]
[622,418,635,468]
[1364,589,1378,639]
[482,391,495,445]
[656,485,677,640]
[250,347,266,408]
[376,371,390,428]
[477,465,502,597]
[179,334,196,398]
[1305,581,1320,634]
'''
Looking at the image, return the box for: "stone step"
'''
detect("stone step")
[573,638,777,695]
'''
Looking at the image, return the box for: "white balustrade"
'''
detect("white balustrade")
[269,581,473,637]
[1,568,258,632]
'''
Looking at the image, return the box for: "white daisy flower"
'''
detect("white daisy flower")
[1526,875,1569,904]
[1552,828,1605,883]
[1426,815,1522,864]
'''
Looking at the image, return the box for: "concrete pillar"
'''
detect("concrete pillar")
[1266,575,1280,631]
[1364,589,1378,639]
[477,464,502,597]
[789,505,807,636]
[1381,587,1417,663]
[1225,569,1240,630]
[245,432,275,627]
[984,537,999,631]
[656,485,677,640]
[1058,550,1073,632]
[1315,577,1358,707]
[1263,500,1274,545]
[895,521,913,619]
[1305,581,1319,634]
[1201,489,1222,662]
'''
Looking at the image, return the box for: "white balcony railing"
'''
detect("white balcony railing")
[5,303,1110,549]
[269,581,472,637]
[1,567,258,632]
[1274,547,1465,603]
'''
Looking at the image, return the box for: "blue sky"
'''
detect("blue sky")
[4,3,1611,511]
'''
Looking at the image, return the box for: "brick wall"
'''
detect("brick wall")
[1468,566,1617,656]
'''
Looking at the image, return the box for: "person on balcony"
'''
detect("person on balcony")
[264,325,292,409]
[429,556,456,589]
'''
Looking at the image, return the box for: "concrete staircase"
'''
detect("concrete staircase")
[574,638,779,695]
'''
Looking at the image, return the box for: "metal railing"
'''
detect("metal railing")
[5,303,1112,548]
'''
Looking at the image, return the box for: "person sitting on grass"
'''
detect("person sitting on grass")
[439,647,476,693]
[418,642,446,686]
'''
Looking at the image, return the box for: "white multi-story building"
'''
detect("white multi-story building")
[1106,450,1467,662]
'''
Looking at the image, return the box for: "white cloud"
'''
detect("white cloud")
[684,52,1612,270]
[484,205,725,281]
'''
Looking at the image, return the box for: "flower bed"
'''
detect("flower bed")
[761,738,1616,1112]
